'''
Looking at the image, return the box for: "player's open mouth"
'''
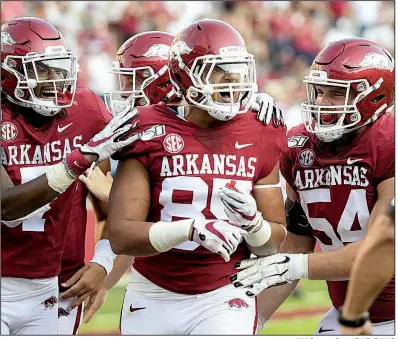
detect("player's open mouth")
[39,88,62,100]
[320,113,338,125]
[219,91,233,103]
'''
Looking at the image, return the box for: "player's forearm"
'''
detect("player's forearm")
[308,241,362,281]
[258,280,299,321]
[342,216,394,319]
[1,174,59,220]
[109,220,155,255]
[103,255,134,291]
[247,222,286,257]
[2,151,96,221]
[109,218,194,256]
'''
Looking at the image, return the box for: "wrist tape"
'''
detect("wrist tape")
[90,239,117,275]
[244,218,272,247]
[46,161,77,194]
[149,219,193,253]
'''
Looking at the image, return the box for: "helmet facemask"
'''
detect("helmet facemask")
[3,46,78,116]
[104,61,169,115]
[183,50,257,121]
[301,70,385,142]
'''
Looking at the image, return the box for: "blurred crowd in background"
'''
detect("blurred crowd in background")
[2,0,394,128]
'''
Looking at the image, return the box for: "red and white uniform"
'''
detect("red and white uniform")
[114,103,286,334]
[1,88,111,335]
[280,114,395,333]
[57,182,89,335]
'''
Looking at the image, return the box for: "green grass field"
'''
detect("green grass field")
[79,277,331,335]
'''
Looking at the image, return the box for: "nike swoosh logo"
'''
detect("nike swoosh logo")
[347,157,362,165]
[74,161,84,169]
[129,305,146,313]
[57,122,73,133]
[318,327,334,333]
[235,141,253,149]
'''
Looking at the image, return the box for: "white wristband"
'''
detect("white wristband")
[244,218,272,247]
[149,219,193,253]
[46,161,76,194]
[90,239,117,275]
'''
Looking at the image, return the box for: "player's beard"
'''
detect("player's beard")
[316,127,364,158]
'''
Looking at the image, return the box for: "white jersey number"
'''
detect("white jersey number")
[159,177,252,250]
[299,188,370,252]
[20,166,50,232]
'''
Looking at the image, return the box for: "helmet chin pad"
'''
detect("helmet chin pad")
[206,100,240,121]
[31,103,62,116]
[316,129,344,143]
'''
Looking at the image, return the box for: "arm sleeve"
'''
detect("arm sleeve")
[285,197,314,237]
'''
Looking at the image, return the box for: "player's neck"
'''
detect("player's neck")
[22,109,54,129]
[184,105,225,129]
[320,125,368,155]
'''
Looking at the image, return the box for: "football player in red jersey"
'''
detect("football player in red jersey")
[107,19,287,335]
[56,30,177,335]
[230,38,395,335]
[1,17,139,335]
[77,30,286,325]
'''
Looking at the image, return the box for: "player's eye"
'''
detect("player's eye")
[36,63,48,74]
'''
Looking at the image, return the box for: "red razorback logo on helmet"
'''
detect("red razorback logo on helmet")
[227,298,249,309]
[41,296,58,310]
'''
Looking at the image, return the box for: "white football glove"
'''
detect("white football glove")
[250,92,285,128]
[191,218,247,262]
[230,253,309,297]
[80,106,141,164]
[219,185,261,231]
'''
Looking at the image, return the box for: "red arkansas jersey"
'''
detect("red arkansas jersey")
[280,114,395,322]
[58,180,89,289]
[1,88,111,279]
[114,103,286,294]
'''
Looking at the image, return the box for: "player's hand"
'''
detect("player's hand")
[340,320,372,335]
[250,92,285,128]
[219,184,261,231]
[80,107,141,164]
[79,167,113,202]
[191,219,247,262]
[230,253,308,297]
[82,288,109,323]
[59,263,107,311]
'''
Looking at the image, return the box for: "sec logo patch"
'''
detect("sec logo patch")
[299,149,315,167]
[1,122,18,142]
[163,133,184,154]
